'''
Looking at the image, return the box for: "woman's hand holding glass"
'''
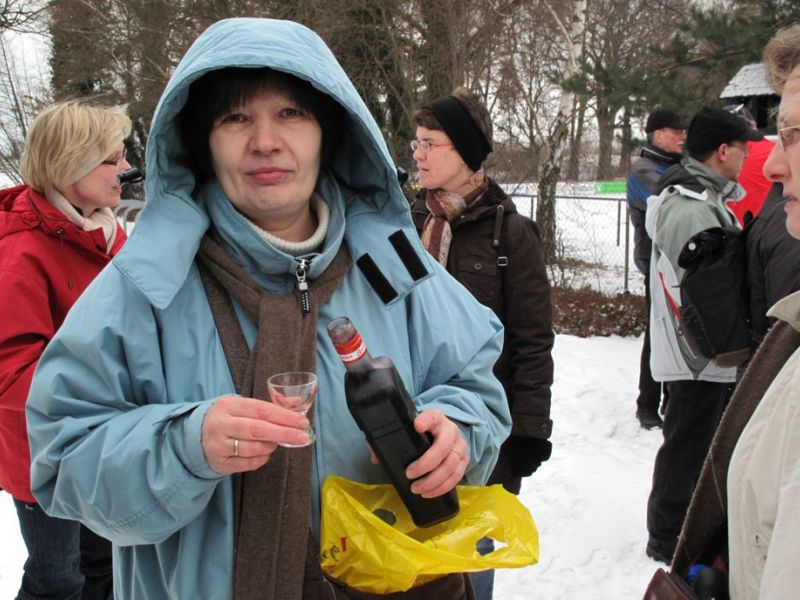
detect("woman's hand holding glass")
[202,395,311,475]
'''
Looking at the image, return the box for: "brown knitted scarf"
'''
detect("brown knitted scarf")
[420,171,488,266]
[197,234,352,600]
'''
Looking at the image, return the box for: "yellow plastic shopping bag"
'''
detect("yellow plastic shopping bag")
[320,475,538,594]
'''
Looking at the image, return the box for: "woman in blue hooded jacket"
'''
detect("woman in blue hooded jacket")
[25,18,510,600]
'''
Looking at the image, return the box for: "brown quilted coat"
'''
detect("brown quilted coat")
[411,179,554,492]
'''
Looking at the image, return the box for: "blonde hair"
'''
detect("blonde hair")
[20,100,132,196]
[763,24,800,94]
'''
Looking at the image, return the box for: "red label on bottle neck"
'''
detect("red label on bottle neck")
[334,334,367,365]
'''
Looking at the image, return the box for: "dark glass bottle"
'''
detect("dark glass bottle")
[327,317,459,527]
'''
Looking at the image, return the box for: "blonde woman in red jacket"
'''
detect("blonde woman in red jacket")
[0,100,130,600]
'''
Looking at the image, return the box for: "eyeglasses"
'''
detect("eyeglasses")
[778,124,800,150]
[100,148,128,168]
[410,139,453,153]
[728,141,749,157]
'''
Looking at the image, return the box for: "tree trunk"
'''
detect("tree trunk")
[528,142,541,182]
[419,0,459,98]
[566,93,587,181]
[537,152,560,261]
[595,101,615,180]
[537,0,586,262]
[616,104,633,177]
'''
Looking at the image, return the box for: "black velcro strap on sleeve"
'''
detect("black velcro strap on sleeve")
[388,230,429,281]
[356,254,398,304]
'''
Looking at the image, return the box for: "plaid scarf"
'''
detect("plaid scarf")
[419,171,488,266]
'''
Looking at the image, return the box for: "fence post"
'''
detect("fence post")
[624,203,630,294]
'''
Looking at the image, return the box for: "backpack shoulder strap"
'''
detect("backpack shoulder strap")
[492,204,508,268]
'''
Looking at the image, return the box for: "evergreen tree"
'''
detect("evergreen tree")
[649,0,799,114]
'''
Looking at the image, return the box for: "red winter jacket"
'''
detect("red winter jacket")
[728,138,777,225]
[0,184,126,502]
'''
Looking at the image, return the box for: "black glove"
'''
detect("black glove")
[508,437,552,478]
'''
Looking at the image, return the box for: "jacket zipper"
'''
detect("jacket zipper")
[295,258,311,316]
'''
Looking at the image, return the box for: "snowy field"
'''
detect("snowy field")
[0,333,665,599]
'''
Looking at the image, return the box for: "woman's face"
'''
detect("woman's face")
[413,126,474,193]
[63,144,130,215]
[764,64,800,238]
[209,89,322,241]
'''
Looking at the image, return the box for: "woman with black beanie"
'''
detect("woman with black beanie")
[410,88,555,600]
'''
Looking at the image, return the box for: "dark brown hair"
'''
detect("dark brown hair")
[412,106,442,130]
[179,67,343,183]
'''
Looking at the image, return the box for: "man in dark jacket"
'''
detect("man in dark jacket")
[410,87,554,600]
[627,107,687,429]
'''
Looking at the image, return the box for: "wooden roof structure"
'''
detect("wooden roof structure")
[719,63,779,131]
[720,63,777,98]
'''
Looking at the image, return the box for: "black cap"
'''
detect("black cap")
[685,106,764,155]
[645,108,688,133]
[422,95,492,172]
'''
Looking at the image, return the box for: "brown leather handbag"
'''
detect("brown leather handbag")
[303,573,474,600]
[323,573,475,600]
[643,569,697,600]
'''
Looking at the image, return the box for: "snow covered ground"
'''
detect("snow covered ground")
[0,333,665,599]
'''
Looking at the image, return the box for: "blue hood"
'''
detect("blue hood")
[119,18,420,308]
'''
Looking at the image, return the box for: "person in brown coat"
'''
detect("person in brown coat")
[410,88,554,600]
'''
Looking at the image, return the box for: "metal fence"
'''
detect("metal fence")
[504,192,641,296]
[114,192,643,296]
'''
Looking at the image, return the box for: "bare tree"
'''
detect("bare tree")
[0,0,49,183]
[566,93,589,180]
[0,0,45,32]
[311,0,419,167]
[0,29,50,183]
[569,0,693,180]
[536,0,586,261]
[490,3,560,184]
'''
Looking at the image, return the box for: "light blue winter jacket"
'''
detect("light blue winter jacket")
[26,18,510,600]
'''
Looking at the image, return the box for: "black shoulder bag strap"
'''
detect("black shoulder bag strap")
[492,204,508,268]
